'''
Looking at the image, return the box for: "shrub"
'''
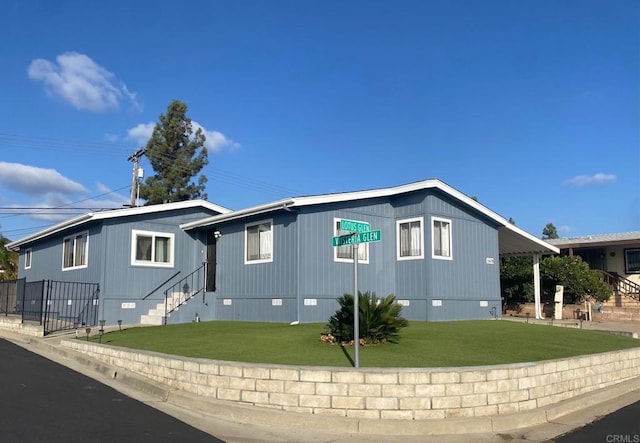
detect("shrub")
[324,291,408,344]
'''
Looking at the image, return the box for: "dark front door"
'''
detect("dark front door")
[576,247,606,271]
[206,231,217,291]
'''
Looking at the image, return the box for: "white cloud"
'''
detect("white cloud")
[127,121,240,152]
[4,182,130,223]
[563,173,617,187]
[192,121,241,153]
[0,162,87,196]
[558,225,572,233]
[127,122,156,146]
[27,52,141,112]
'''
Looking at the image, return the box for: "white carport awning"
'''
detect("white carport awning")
[498,225,559,257]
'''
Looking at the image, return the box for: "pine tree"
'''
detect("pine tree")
[139,100,209,204]
[542,223,559,239]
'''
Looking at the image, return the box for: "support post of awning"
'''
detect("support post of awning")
[533,254,542,319]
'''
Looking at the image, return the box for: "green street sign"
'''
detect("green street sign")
[332,230,382,247]
[339,219,370,233]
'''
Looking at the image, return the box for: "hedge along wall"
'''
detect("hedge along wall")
[63,339,640,420]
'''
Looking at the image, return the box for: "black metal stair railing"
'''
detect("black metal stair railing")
[163,263,205,324]
[595,270,640,302]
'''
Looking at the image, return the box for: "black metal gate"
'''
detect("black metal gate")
[0,279,99,335]
[43,281,100,335]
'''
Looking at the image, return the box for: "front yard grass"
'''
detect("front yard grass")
[94,320,640,368]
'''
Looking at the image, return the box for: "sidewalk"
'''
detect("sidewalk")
[502,315,640,338]
[1,323,639,443]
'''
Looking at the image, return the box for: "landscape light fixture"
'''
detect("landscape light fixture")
[99,320,106,344]
[117,320,122,331]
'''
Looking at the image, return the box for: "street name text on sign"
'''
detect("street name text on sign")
[339,219,370,233]
[332,230,382,247]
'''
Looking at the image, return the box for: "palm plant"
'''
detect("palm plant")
[325,291,408,344]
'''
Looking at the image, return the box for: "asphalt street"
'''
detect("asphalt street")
[554,400,640,443]
[0,338,224,443]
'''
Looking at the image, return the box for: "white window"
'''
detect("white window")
[397,217,424,260]
[24,248,32,269]
[131,229,174,267]
[334,218,368,263]
[432,217,452,260]
[245,220,273,264]
[62,232,88,270]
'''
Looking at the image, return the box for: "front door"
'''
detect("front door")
[206,231,217,291]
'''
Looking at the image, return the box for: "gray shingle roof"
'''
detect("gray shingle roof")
[546,231,640,247]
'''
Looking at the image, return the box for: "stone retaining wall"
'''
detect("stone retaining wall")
[62,340,640,420]
[0,316,43,337]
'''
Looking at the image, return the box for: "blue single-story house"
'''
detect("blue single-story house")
[6,179,558,329]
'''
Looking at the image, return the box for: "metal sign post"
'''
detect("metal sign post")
[353,240,359,368]
[331,220,382,369]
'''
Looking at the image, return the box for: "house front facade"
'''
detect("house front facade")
[547,232,640,307]
[6,179,558,329]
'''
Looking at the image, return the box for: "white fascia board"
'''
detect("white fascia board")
[181,199,295,230]
[90,200,231,221]
[180,178,558,255]
[6,213,94,251]
[6,199,231,251]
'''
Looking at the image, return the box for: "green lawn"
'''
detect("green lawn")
[94,320,640,368]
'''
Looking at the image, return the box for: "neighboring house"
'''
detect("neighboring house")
[547,232,640,305]
[6,179,558,328]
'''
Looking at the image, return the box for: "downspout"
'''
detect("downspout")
[283,203,300,323]
[533,254,542,319]
[296,213,301,323]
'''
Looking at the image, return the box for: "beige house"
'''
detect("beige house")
[547,232,640,317]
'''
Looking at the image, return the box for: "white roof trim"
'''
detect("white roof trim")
[180,199,295,230]
[6,200,231,251]
[180,178,558,256]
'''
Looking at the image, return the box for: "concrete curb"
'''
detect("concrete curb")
[3,329,640,437]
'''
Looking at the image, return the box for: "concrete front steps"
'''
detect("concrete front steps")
[140,291,195,325]
[601,297,640,322]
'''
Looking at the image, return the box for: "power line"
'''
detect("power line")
[0,185,131,220]
[0,132,303,198]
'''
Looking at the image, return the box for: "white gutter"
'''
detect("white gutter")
[6,199,231,251]
[6,213,94,251]
[180,199,296,230]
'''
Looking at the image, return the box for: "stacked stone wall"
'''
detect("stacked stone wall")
[63,340,640,420]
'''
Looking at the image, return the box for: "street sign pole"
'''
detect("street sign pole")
[331,221,382,369]
[353,241,359,368]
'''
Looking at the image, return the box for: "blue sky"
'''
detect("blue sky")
[0,0,638,241]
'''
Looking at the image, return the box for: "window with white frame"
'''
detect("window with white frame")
[432,217,452,259]
[131,230,174,267]
[62,232,88,270]
[334,218,368,263]
[397,217,424,260]
[245,220,273,264]
[625,248,640,273]
[24,248,32,269]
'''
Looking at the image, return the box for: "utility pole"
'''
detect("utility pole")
[127,148,145,207]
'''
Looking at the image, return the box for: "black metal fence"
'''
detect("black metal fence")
[0,279,99,335]
[43,281,100,335]
[0,278,24,315]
